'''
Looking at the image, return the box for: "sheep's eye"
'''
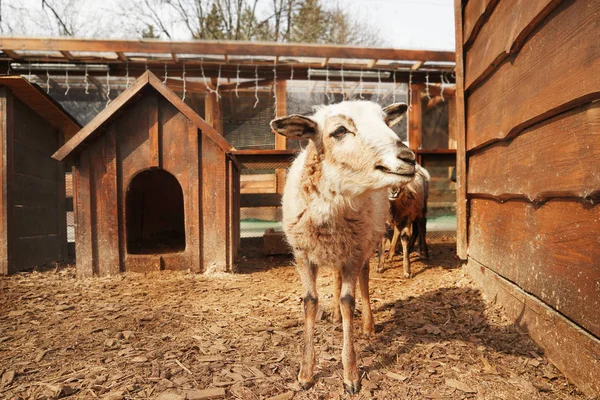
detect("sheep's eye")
[330,125,348,138]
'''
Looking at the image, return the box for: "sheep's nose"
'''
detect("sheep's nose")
[397,147,416,166]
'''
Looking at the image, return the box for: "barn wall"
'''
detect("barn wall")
[0,89,66,274]
[456,0,600,395]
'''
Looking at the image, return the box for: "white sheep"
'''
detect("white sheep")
[270,101,415,394]
[377,164,430,277]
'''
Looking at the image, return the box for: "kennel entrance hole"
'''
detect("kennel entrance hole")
[126,169,186,254]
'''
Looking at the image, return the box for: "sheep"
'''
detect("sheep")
[270,101,416,394]
[377,164,430,277]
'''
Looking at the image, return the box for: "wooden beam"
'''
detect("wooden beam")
[408,83,423,150]
[425,84,456,98]
[164,78,209,93]
[87,76,104,92]
[219,79,273,91]
[411,61,425,71]
[37,74,60,90]
[367,59,378,68]
[454,0,468,259]
[275,80,287,194]
[60,50,74,60]
[205,80,222,134]
[116,52,128,62]
[0,37,456,62]
[321,57,330,67]
[171,53,178,62]
[347,82,361,98]
[240,193,282,208]
[447,97,457,149]
[2,50,20,59]
[426,96,445,109]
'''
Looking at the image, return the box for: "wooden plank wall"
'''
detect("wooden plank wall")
[457,0,600,395]
[0,88,12,275]
[6,91,66,273]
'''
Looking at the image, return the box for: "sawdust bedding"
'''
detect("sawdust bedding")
[0,237,591,399]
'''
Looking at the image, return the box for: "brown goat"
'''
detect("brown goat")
[378,164,430,277]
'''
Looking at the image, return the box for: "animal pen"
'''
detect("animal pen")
[0,37,458,266]
[454,0,600,395]
[0,11,598,397]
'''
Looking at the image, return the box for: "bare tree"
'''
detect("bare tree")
[0,0,119,37]
[0,0,382,46]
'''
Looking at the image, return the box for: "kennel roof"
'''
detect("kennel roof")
[0,75,81,140]
[52,70,232,162]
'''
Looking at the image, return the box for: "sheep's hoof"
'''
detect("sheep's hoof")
[404,271,411,279]
[298,377,315,390]
[344,380,361,394]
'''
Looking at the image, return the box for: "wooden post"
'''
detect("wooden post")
[408,83,423,150]
[205,80,222,134]
[454,0,468,259]
[275,80,287,194]
[447,96,457,150]
[408,83,423,165]
[0,88,11,275]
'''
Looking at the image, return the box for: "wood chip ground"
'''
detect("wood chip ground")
[0,238,592,399]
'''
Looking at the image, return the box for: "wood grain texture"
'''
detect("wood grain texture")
[204,88,222,134]
[73,150,94,278]
[408,84,423,150]
[468,198,600,338]
[468,102,600,201]
[466,0,600,151]
[91,126,120,276]
[465,0,563,90]
[160,97,202,273]
[465,258,600,396]
[201,136,228,273]
[0,37,455,62]
[462,0,498,48]
[0,88,10,274]
[454,0,468,259]
[148,73,231,152]
[148,94,160,167]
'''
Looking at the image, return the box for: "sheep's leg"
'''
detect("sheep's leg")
[297,259,319,390]
[358,261,375,336]
[419,218,429,261]
[408,220,419,255]
[332,269,342,323]
[340,268,360,394]
[387,225,401,261]
[401,223,412,278]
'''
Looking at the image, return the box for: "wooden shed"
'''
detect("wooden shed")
[454,0,600,395]
[52,71,240,277]
[0,76,80,275]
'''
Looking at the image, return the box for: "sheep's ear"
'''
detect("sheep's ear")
[270,115,318,140]
[383,103,408,127]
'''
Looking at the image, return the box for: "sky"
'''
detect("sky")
[344,0,455,50]
[3,0,456,51]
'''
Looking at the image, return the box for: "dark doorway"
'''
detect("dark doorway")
[126,169,185,254]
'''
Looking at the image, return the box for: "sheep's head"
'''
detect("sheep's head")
[270,101,415,195]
